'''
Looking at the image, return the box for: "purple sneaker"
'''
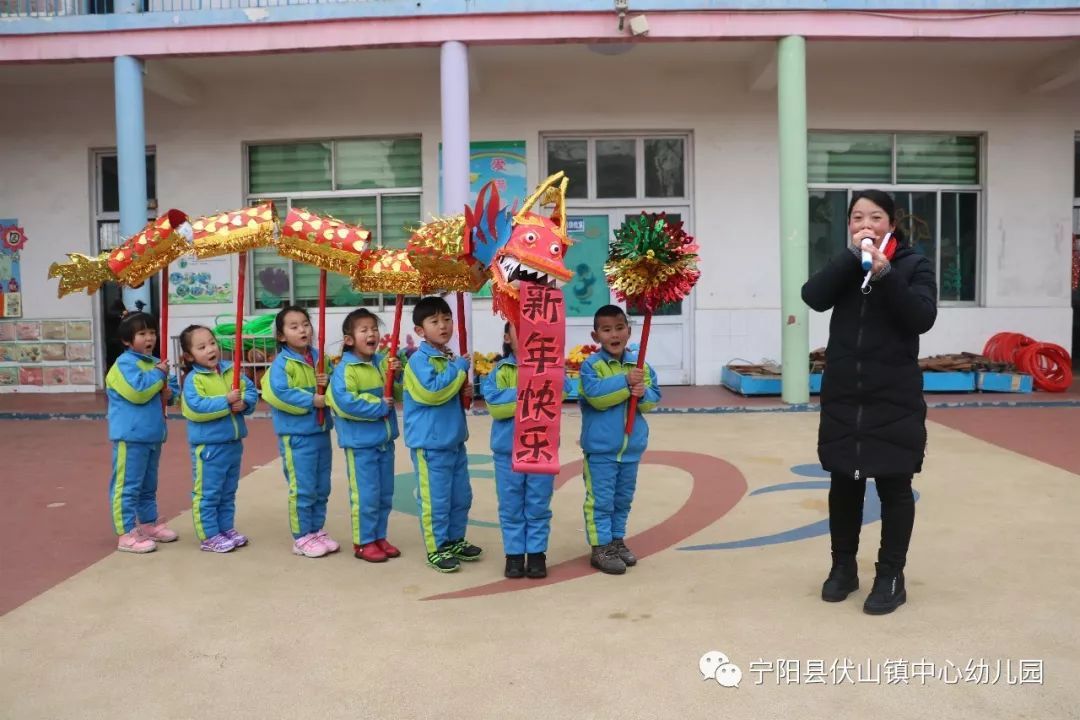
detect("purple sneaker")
[223,529,248,547]
[200,532,237,553]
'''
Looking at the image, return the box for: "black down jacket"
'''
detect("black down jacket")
[801,246,938,478]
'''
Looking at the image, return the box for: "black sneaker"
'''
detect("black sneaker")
[612,538,637,567]
[590,543,626,575]
[504,554,526,579]
[426,550,460,573]
[525,552,547,579]
[443,539,483,561]
[821,554,859,602]
[863,563,906,615]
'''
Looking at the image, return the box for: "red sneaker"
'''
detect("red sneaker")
[375,538,401,558]
[355,542,388,563]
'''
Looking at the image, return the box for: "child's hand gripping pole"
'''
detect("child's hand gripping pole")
[232,251,246,393]
[625,312,652,435]
[383,294,404,400]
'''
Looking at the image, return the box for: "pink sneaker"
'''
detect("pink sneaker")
[315,529,340,553]
[292,533,328,558]
[117,530,156,554]
[137,520,178,543]
[223,529,248,547]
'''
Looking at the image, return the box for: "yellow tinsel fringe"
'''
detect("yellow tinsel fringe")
[352,271,423,295]
[48,252,115,298]
[604,256,696,298]
[409,216,467,258]
[193,223,277,259]
[420,270,477,295]
[192,203,278,259]
[275,236,365,277]
[113,236,190,286]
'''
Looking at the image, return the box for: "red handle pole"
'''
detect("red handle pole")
[232,251,246,392]
[457,291,471,409]
[384,294,404,399]
[316,269,327,425]
[160,268,169,416]
[624,312,652,435]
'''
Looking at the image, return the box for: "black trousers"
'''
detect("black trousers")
[829,472,914,569]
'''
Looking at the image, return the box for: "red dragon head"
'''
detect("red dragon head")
[464,172,574,322]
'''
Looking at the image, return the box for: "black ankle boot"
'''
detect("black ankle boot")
[525,552,547,579]
[863,562,906,615]
[821,554,859,602]
[504,554,525,579]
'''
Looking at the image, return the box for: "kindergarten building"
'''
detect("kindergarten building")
[1,1,1078,393]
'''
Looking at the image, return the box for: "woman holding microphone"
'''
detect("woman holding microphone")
[802,190,938,615]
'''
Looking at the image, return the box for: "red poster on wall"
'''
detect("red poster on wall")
[512,282,566,475]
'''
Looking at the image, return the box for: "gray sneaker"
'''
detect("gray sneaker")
[590,543,627,575]
[612,538,637,567]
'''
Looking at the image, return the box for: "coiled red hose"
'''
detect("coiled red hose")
[983,332,1073,392]
[1015,343,1073,393]
[982,332,1035,364]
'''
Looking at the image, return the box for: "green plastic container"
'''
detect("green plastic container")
[212,313,278,353]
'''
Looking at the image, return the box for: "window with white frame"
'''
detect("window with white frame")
[94,150,157,251]
[545,135,688,202]
[808,132,981,303]
[543,133,690,316]
[93,149,157,370]
[246,138,422,310]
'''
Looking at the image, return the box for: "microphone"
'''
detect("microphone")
[860,232,893,292]
[860,238,874,272]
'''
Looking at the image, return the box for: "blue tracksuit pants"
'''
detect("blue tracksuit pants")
[411,444,472,554]
[494,453,553,555]
[279,432,332,539]
[191,440,244,541]
[344,444,395,546]
[583,455,639,547]
[109,440,162,535]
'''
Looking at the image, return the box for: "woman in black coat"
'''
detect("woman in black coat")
[801,190,938,615]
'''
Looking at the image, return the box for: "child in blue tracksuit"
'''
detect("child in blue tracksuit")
[579,305,661,575]
[482,320,574,580]
[403,296,483,573]
[327,308,404,564]
[260,305,337,559]
[179,324,258,554]
[105,311,180,554]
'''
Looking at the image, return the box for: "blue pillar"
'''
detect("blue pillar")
[114,54,150,313]
[440,41,471,351]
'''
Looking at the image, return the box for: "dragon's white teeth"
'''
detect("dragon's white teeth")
[498,257,568,290]
[517,265,553,286]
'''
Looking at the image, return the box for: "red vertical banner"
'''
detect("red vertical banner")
[512,282,566,475]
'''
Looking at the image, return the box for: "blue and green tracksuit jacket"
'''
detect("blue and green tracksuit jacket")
[327,351,402,448]
[403,341,470,450]
[578,348,661,463]
[180,361,259,444]
[260,346,333,436]
[482,353,574,454]
[106,348,178,443]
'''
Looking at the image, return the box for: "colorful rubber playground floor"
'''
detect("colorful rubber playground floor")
[1,391,1077,718]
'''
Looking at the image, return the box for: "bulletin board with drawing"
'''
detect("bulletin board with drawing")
[0,219,25,318]
[438,141,528,299]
